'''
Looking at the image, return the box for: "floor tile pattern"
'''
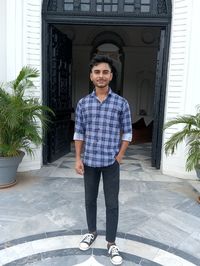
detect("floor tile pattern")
[1,143,200,265]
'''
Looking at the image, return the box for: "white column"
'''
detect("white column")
[6,0,24,80]
[0,0,7,81]
[0,0,26,81]
[18,0,43,171]
[185,0,200,113]
[162,0,197,179]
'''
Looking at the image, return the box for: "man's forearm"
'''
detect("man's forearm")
[75,140,84,160]
[74,140,84,175]
[116,140,130,162]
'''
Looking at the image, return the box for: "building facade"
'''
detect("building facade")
[0,0,200,179]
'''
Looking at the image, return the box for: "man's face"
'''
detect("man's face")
[90,62,113,89]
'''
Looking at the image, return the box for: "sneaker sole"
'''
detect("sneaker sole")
[79,244,92,251]
[79,236,97,251]
[110,257,123,265]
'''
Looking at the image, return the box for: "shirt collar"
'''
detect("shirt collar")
[91,88,113,98]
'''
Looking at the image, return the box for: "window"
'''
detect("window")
[80,0,91,11]
[61,0,155,14]
[64,0,91,12]
[96,0,118,12]
[141,0,151,13]
[124,0,134,13]
[64,0,73,11]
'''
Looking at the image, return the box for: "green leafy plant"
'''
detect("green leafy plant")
[164,105,200,172]
[0,66,54,157]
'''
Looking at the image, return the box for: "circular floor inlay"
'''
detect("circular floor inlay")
[0,231,199,266]
[73,256,104,266]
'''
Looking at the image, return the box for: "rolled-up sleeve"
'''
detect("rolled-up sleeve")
[73,100,85,141]
[121,100,132,142]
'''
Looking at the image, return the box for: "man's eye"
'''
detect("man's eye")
[93,70,110,75]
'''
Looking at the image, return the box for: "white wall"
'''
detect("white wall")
[162,0,200,179]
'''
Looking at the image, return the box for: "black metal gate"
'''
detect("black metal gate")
[152,29,166,168]
[46,25,72,163]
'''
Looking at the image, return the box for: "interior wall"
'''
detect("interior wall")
[71,46,91,120]
[64,25,160,124]
[123,47,157,124]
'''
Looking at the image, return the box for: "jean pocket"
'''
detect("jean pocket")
[115,159,120,165]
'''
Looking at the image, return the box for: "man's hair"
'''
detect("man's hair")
[89,55,113,73]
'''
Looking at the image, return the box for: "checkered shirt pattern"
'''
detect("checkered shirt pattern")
[74,89,132,167]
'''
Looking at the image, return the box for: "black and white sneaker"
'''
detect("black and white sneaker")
[79,233,97,251]
[108,244,123,265]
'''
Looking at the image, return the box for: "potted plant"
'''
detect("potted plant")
[0,66,53,188]
[164,105,200,178]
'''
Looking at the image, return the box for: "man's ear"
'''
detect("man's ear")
[90,72,93,81]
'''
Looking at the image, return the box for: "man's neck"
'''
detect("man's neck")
[95,87,109,102]
[95,87,109,96]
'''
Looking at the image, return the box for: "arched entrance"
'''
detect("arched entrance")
[90,31,124,95]
[42,0,172,169]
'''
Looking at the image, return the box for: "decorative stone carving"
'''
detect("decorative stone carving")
[157,0,167,14]
[46,0,170,17]
[47,0,57,11]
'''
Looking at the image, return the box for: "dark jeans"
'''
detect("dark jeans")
[84,160,120,243]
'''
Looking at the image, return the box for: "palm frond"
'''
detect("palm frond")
[164,115,199,130]
[164,105,200,172]
[186,141,200,171]
[12,66,39,91]
[164,129,190,155]
[0,66,54,157]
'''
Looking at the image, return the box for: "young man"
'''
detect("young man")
[74,55,132,265]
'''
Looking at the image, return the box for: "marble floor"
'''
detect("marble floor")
[1,143,200,266]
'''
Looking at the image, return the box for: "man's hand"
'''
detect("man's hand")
[75,159,84,175]
[115,154,123,164]
[115,140,130,164]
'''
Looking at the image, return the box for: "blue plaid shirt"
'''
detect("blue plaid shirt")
[74,89,132,167]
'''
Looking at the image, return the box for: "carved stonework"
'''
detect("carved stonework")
[46,0,170,17]
[47,0,57,11]
[157,0,167,14]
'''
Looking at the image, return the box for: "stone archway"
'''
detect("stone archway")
[90,31,125,95]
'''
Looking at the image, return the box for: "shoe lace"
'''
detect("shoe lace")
[84,233,94,243]
[111,245,120,256]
